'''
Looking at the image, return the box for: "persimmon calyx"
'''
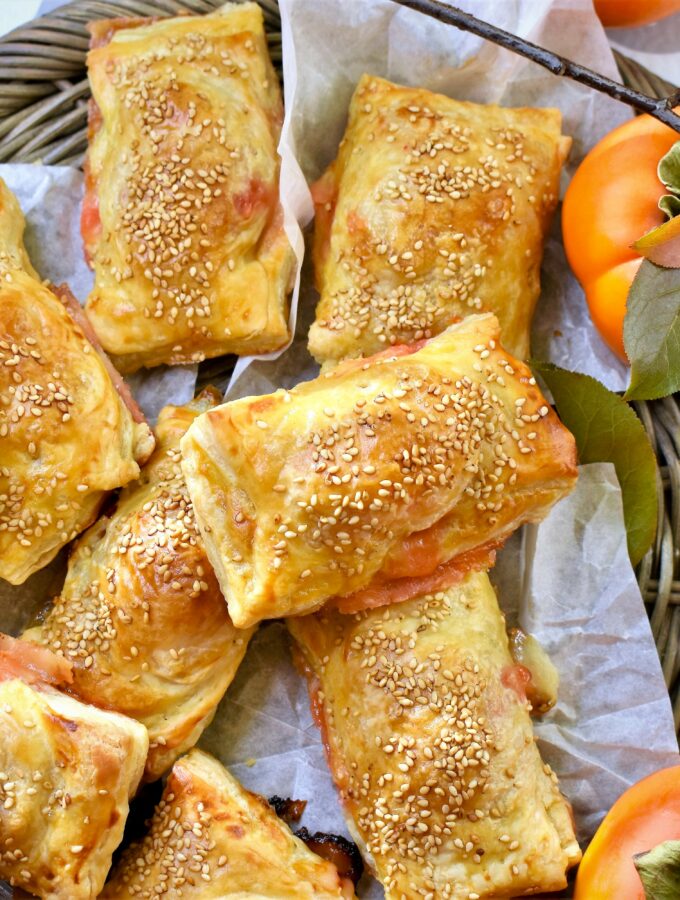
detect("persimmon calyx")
[634,840,680,900]
[631,141,680,266]
[659,194,680,218]
[658,140,680,220]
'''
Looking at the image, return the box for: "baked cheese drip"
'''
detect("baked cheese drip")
[309,74,568,364]
[0,637,148,900]
[180,314,577,628]
[83,2,294,372]
[24,391,254,782]
[100,749,355,898]
[0,178,153,586]
[288,573,581,900]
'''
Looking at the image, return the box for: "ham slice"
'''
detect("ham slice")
[335,540,500,614]
[88,16,155,50]
[0,633,73,688]
[51,283,148,428]
[81,154,101,266]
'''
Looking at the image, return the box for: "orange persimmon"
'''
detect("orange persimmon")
[594,0,680,27]
[574,765,680,899]
[562,112,678,361]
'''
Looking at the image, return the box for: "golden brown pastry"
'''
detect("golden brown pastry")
[288,572,582,899]
[309,74,568,365]
[180,314,577,628]
[24,390,254,782]
[100,749,355,898]
[82,2,294,372]
[0,178,154,586]
[0,634,148,899]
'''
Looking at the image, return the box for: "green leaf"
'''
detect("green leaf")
[633,214,680,268]
[659,194,680,220]
[634,840,680,900]
[658,141,680,196]
[657,142,680,220]
[533,362,657,566]
[624,259,680,400]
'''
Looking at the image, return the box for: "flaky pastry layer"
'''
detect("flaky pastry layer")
[181,314,577,627]
[83,2,294,371]
[309,74,568,364]
[25,391,254,781]
[289,572,581,899]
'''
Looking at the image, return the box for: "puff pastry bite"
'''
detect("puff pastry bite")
[288,572,582,899]
[101,748,355,898]
[309,74,568,364]
[0,178,153,586]
[24,390,254,782]
[0,634,148,899]
[180,314,577,627]
[82,2,294,372]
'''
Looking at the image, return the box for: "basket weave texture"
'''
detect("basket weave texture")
[0,0,679,738]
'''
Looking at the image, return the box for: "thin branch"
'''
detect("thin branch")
[391,0,680,133]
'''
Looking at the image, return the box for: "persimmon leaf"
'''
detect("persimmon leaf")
[657,141,680,220]
[658,141,680,196]
[532,362,657,566]
[624,259,680,400]
[659,194,680,220]
[634,840,680,900]
[633,215,680,268]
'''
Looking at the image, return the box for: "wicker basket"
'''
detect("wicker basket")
[0,0,678,741]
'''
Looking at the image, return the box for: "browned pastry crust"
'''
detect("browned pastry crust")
[24,390,254,782]
[100,749,355,898]
[288,572,582,899]
[0,178,153,586]
[180,314,577,628]
[82,2,294,372]
[309,74,568,364]
[0,636,148,900]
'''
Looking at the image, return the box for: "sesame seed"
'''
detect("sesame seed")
[314,83,548,359]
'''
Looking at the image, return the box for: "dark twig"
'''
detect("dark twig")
[391,0,680,133]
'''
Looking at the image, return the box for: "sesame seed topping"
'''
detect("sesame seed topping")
[313,79,557,360]
[87,18,283,366]
[31,404,241,767]
[104,767,217,895]
[294,581,547,898]
[251,337,552,598]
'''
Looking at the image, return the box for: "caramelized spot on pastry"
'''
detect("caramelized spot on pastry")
[295,828,364,887]
[268,795,307,823]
